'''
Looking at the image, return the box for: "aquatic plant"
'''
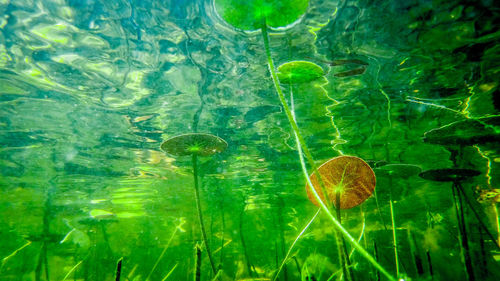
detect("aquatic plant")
[305,155,375,281]
[61,259,84,281]
[145,226,180,281]
[161,263,178,281]
[115,257,123,281]
[214,0,309,31]
[300,253,337,281]
[195,244,202,281]
[0,241,32,273]
[160,133,228,277]
[422,115,500,251]
[214,1,396,280]
[276,61,325,85]
[376,163,422,278]
[423,116,500,146]
[312,58,369,77]
[272,209,320,281]
[419,168,481,281]
[279,42,362,281]
[213,0,319,179]
[306,156,376,210]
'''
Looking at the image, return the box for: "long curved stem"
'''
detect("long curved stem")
[261,23,322,195]
[272,208,321,281]
[261,23,396,281]
[291,87,351,281]
[192,154,217,276]
[146,228,178,281]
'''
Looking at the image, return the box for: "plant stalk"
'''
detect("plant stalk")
[194,245,202,281]
[389,195,400,278]
[115,257,123,281]
[336,191,354,281]
[273,208,321,281]
[192,154,217,276]
[146,228,178,281]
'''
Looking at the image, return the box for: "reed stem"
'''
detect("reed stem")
[389,196,400,278]
[194,245,201,281]
[115,257,123,281]
[146,228,178,281]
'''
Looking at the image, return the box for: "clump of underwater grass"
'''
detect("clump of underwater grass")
[213,1,396,280]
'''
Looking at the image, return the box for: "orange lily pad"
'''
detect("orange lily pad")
[306,156,376,209]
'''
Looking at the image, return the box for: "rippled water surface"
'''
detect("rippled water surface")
[1,0,499,280]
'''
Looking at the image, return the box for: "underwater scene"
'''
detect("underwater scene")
[1,0,500,280]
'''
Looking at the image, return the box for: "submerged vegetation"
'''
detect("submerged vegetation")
[1,0,500,281]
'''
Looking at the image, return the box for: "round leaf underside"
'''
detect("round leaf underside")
[214,0,309,31]
[160,133,228,157]
[419,168,480,182]
[306,156,376,209]
[277,60,325,84]
[423,116,500,146]
[376,164,422,179]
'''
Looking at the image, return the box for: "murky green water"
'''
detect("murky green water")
[1,0,499,280]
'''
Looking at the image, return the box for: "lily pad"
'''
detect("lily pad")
[306,156,376,209]
[214,0,309,31]
[423,116,500,146]
[160,133,228,157]
[277,61,325,84]
[24,233,64,243]
[334,66,367,77]
[419,168,480,182]
[375,164,422,179]
[78,216,118,226]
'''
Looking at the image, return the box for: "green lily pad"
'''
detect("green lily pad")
[24,233,65,243]
[160,133,228,157]
[78,216,118,226]
[214,0,309,31]
[419,168,480,182]
[423,116,500,146]
[375,164,422,179]
[277,60,325,84]
[90,209,115,219]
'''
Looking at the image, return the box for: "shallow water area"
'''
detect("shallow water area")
[0,0,499,281]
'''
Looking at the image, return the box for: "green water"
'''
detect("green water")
[0,0,499,280]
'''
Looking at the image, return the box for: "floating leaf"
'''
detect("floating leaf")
[306,156,376,209]
[277,61,325,84]
[214,0,309,31]
[419,168,480,182]
[160,133,228,157]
